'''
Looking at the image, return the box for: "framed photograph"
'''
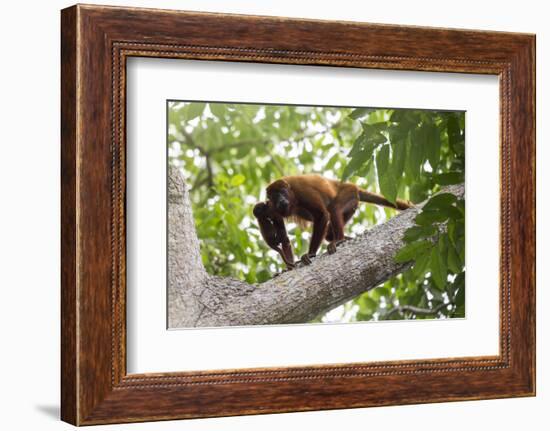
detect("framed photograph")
[61,4,535,425]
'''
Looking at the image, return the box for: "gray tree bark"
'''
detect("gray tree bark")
[167,167,464,328]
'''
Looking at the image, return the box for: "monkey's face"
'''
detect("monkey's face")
[268,188,291,216]
[253,202,269,218]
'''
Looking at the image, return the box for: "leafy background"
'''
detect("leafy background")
[168,101,465,323]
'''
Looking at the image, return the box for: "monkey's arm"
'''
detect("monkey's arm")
[271,212,295,268]
[255,209,295,269]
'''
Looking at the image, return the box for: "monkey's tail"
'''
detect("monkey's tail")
[358,189,413,210]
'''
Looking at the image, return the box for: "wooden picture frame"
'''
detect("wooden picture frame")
[61,4,535,425]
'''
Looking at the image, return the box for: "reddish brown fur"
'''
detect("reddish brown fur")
[265,174,412,263]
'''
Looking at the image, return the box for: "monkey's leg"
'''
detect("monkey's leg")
[301,212,329,265]
[326,209,344,254]
[325,223,336,242]
[338,208,357,241]
[327,197,358,254]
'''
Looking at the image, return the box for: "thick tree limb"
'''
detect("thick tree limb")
[167,166,464,328]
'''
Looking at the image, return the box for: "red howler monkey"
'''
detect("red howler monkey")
[265,174,413,265]
[253,201,295,269]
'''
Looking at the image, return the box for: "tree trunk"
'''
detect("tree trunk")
[167,167,464,328]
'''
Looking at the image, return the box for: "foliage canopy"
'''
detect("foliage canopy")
[168,101,465,323]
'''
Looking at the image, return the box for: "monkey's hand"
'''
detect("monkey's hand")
[300,253,314,265]
[284,262,296,271]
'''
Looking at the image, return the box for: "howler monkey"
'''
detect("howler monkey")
[253,201,295,269]
[265,174,413,265]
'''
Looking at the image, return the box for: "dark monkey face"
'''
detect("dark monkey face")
[266,179,292,216]
[272,190,290,215]
[253,202,269,218]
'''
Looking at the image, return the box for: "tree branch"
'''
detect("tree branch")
[384,302,450,319]
[167,166,464,328]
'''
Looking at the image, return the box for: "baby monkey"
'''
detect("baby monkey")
[253,201,295,269]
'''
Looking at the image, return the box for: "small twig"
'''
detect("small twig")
[385,302,450,318]
[204,154,214,188]
[180,129,214,189]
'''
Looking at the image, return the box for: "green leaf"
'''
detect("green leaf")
[236,144,251,159]
[447,218,456,246]
[186,103,206,120]
[390,131,407,180]
[425,125,441,170]
[409,182,428,203]
[372,286,391,300]
[358,295,378,313]
[342,129,382,181]
[453,304,465,318]
[390,110,410,124]
[325,152,341,170]
[454,280,465,304]
[347,132,368,158]
[230,174,246,187]
[376,145,397,204]
[414,210,448,226]
[457,239,465,264]
[447,241,462,273]
[344,124,389,180]
[378,174,397,206]
[428,286,444,303]
[433,172,464,185]
[423,193,457,211]
[362,123,388,145]
[371,133,388,145]
[411,251,430,277]
[457,199,465,215]
[209,103,226,118]
[406,130,423,180]
[395,240,432,263]
[438,234,448,255]
[430,245,447,290]
[342,149,372,181]
[447,114,462,155]
[349,107,374,120]
[439,205,463,220]
[404,225,437,243]
[376,144,390,177]
[355,159,373,178]
[454,219,465,241]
